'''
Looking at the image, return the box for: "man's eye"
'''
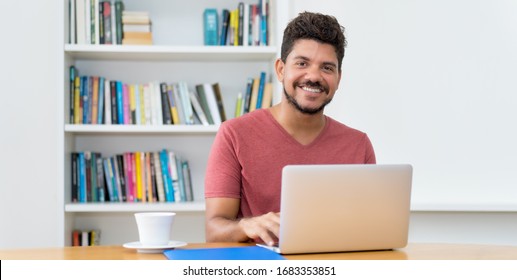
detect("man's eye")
[323,66,335,72]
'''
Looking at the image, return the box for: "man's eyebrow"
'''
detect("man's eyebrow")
[292,55,337,67]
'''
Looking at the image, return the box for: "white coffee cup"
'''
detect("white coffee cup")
[134,212,176,246]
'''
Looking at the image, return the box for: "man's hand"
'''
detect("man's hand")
[238,212,280,246]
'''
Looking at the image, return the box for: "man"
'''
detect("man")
[204,12,376,246]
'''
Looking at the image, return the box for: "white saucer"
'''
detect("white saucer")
[123,240,187,253]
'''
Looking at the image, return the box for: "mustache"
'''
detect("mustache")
[295,80,329,95]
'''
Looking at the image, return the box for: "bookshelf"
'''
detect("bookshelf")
[61,0,289,246]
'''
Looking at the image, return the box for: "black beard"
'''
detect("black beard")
[283,86,332,115]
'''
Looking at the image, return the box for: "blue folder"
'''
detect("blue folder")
[163,246,286,260]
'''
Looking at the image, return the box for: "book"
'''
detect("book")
[255,71,266,110]
[166,84,180,125]
[242,77,253,114]
[171,83,185,124]
[248,77,260,112]
[95,153,105,202]
[81,76,89,124]
[123,152,134,202]
[234,92,243,118]
[111,156,122,202]
[203,8,218,46]
[74,75,81,124]
[91,76,99,124]
[219,9,230,46]
[212,83,227,122]
[122,10,150,24]
[195,84,214,125]
[103,78,111,124]
[152,81,163,125]
[159,149,174,202]
[260,0,268,46]
[98,0,104,44]
[78,152,86,202]
[69,66,76,123]
[175,155,186,202]
[116,154,127,202]
[149,152,158,202]
[69,0,76,44]
[123,83,130,124]
[110,80,118,124]
[134,151,143,201]
[152,151,165,202]
[90,152,97,201]
[114,0,124,44]
[160,83,172,124]
[145,152,154,202]
[189,90,209,125]
[123,23,151,33]
[243,3,250,46]
[76,0,86,44]
[122,31,153,45]
[237,3,244,45]
[102,0,112,44]
[116,81,124,124]
[97,76,105,124]
[102,157,114,201]
[202,83,221,124]
[178,82,194,125]
[72,229,81,246]
[71,152,78,202]
[181,160,193,201]
[261,82,273,108]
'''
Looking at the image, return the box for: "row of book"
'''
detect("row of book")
[69,66,229,125]
[72,229,101,246]
[204,0,270,46]
[69,0,152,45]
[69,66,272,125]
[234,71,273,118]
[71,149,194,203]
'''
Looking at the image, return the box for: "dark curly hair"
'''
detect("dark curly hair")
[281,12,347,71]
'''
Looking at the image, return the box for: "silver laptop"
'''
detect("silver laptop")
[258,164,413,254]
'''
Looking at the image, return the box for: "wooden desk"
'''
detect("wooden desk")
[1,243,517,260]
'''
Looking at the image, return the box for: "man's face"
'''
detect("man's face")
[276,39,341,115]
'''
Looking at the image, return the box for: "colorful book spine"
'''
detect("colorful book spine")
[116,81,124,124]
[255,71,266,110]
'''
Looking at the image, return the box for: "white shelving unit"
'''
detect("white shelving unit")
[60,0,289,246]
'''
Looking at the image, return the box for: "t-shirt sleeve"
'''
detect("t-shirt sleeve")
[204,122,242,199]
[363,134,377,164]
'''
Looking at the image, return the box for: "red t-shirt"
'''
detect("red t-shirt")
[205,109,376,218]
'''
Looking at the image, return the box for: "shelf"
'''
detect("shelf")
[65,201,205,212]
[411,202,517,212]
[64,44,278,62]
[64,124,219,134]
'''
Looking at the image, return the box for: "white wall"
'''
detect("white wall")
[0,0,62,249]
[289,0,517,245]
[0,0,516,249]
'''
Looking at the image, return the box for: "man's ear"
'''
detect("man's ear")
[274,58,285,82]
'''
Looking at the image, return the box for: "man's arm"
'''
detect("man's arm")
[205,197,280,245]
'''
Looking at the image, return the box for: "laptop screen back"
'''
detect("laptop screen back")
[278,164,413,254]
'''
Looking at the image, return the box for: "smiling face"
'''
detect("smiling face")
[276,39,342,115]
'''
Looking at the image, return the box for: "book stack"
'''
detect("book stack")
[71,149,194,203]
[216,0,270,47]
[72,229,101,246]
[69,66,227,126]
[122,10,152,45]
[234,71,272,118]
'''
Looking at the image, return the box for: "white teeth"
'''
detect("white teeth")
[302,86,322,93]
